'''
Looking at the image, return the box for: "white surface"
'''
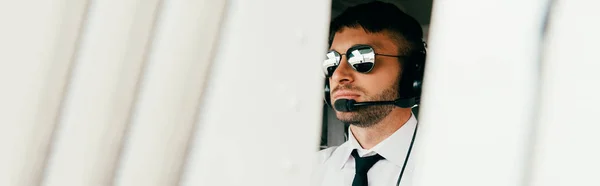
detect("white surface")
[41,0,161,185]
[179,0,330,185]
[529,0,600,185]
[114,0,227,185]
[412,0,549,186]
[0,1,88,185]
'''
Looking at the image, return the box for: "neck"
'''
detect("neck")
[350,108,412,150]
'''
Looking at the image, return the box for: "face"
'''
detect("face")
[328,27,403,127]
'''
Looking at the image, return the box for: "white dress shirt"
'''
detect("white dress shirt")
[313,113,418,186]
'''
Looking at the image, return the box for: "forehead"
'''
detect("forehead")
[329,27,399,54]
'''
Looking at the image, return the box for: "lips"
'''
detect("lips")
[332,90,360,100]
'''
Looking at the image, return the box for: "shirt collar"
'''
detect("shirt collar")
[338,112,418,169]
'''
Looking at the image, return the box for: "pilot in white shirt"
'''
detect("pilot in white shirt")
[314,1,427,186]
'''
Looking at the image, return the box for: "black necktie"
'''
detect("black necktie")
[351,149,384,186]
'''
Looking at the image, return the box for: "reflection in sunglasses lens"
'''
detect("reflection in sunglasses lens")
[322,46,376,76]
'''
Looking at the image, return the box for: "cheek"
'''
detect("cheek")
[359,75,397,97]
[362,69,400,96]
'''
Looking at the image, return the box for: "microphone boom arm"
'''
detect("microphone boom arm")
[334,98,416,112]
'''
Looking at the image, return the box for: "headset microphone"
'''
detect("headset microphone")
[333,98,416,112]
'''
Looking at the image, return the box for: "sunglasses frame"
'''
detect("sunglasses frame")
[323,44,404,77]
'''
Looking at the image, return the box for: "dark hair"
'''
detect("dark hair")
[329,1,424,56]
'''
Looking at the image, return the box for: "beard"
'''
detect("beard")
[334,83,399,128]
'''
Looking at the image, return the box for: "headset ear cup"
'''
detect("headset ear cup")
[324,78,332,107]
[412,52,426,104]
[415,41,428,101]
[398,57,417,99]
[398,47,426,104]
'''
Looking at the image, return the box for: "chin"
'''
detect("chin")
[335,111,355,121]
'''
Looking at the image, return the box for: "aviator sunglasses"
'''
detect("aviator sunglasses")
[322,44,404,77]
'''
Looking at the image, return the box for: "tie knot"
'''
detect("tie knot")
[351,149,384,174]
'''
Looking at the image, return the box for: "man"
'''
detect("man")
[314,1,426,186]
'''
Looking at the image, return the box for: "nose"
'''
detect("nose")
[330,55,355,85]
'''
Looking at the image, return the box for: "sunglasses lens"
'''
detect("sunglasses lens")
[323,51,341,77]
[347,46,375,73]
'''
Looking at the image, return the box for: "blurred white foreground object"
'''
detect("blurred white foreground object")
[529,0,600,185]
[413,0,549,186]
